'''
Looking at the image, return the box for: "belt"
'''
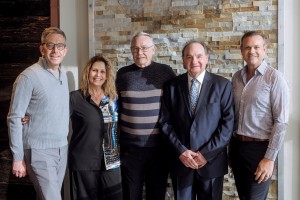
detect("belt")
[235,134,269,142]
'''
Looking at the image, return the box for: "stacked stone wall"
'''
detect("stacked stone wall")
[89,0,278,199]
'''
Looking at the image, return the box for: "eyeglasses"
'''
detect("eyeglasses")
[42,42,66,51]
[130,45,154,53]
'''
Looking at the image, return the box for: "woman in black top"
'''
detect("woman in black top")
[69,54,122,200]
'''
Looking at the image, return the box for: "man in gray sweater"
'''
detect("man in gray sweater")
[7,27,69,200]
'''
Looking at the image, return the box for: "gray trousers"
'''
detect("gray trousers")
[24,145,68,200]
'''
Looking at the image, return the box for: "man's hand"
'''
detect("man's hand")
[254,158,274,184]
[179,150,199,169]
[193,151,207,168]
[12,160,27,178]
[21,115,30,125]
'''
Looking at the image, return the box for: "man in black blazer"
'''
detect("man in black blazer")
[159,40,234,200]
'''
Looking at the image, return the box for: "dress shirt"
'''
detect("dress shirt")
[232,60,289,161]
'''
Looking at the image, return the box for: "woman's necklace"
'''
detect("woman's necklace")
[90,90,104,101]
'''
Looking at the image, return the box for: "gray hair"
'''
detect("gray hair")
[131,31,154,46]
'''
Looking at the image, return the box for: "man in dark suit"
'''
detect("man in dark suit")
[159,40,234,200]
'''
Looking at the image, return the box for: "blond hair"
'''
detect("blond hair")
[80,54,117,101]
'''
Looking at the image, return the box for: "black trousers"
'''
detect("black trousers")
[174,169,223,200]
[70,168,122,200]
[120,145,169,200]
[229,137,272,200]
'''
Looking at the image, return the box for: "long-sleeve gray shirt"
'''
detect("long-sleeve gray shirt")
[232,60,289,161]
[7,57,69,162]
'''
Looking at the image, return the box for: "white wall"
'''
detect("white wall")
[60,0,89,92]
[60,1,89,200]
[60,1,300,200]
[283,0,300,199]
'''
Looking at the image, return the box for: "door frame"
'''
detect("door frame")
[50,0,59,27]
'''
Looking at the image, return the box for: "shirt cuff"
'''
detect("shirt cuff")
[13,152,24,162]
[265,147,278,161]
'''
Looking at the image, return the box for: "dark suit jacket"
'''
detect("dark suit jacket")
[160,71,234,178]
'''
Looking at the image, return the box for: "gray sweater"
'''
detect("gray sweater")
[7,57,69,161]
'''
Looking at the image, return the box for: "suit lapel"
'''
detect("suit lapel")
[179,73,192,116]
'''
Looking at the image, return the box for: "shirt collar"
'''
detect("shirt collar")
[38,57,62,72]
[83,91,109,104]
[241,60,268,78]
[188,70,206,85]
[255,60,268,75]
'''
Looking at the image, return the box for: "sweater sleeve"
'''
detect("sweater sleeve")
[7,74,33,161]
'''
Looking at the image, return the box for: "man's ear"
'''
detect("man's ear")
[62,47,68,57]
[263,44,267,53]
[151,45,156,55]
[39,45,45,57]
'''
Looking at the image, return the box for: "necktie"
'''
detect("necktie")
[190,78,199,114]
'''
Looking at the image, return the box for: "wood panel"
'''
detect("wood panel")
[0,16,50,43]
[0,0,50,141]
[0,0,50,16]
[0,0,56,199]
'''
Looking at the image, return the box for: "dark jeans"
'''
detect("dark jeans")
[120,145,169,200]
[229,137,272,200]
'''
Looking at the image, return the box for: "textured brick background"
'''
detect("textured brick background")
[89,0,278,199]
